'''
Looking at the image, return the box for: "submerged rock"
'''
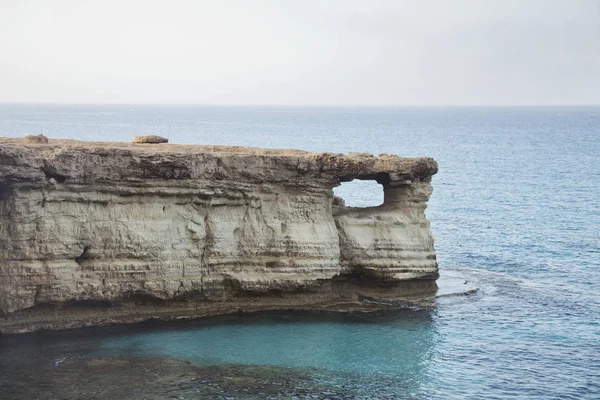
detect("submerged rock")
[0,138,439,332]
[0,356,336,399]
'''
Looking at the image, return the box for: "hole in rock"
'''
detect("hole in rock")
[75,245,92,265]
[40,166,67,183]
[333,179,384,208]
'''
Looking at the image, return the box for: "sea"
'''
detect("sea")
[0,105,598,399]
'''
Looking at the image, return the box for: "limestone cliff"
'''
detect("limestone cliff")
[0,138,438,332]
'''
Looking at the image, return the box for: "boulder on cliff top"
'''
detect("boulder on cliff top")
[23,134,49,144]
[132,135,169,144]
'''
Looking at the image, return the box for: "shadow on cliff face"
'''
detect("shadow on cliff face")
[40,164,67,183]
[0,182,12,201]
[0,183,12,318]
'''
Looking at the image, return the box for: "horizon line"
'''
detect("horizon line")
[1,102,599,108]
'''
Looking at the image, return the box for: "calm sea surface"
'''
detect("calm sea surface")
[0,105,599,399]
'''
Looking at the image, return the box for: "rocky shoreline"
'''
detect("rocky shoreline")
[1,138,439,333]
[0,269,478,334]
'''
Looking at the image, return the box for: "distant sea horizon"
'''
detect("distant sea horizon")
[2,102,600,107]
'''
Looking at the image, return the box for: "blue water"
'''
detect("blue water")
[1,105,599,399]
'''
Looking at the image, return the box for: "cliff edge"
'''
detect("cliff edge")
[0,138,438,333]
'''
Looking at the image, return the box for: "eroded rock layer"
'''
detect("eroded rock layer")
[0,138,438,332]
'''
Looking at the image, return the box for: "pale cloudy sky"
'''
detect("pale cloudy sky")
[1,0,599,105]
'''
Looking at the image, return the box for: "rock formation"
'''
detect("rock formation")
[23,134,49,144]
[0,138,438,332]
[131,135,169,144]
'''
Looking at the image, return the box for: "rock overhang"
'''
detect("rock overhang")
[0,137,438,332]
[0,138,437,185]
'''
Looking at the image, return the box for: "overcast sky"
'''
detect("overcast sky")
[1,0,599,105]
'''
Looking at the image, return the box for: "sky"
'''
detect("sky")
[1,0,599,105]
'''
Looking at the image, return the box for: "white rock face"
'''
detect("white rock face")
[335,183,437,281]
[0,138,438,330]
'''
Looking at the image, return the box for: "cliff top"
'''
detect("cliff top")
[1,137,429,158]
[0,137,437,185]
[2,137,313,156]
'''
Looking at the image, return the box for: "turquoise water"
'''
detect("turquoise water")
[1,105,599,399]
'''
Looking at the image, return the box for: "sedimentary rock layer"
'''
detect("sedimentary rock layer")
[0,138,438,332]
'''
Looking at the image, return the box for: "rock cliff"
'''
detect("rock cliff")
[0,138,438,332]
